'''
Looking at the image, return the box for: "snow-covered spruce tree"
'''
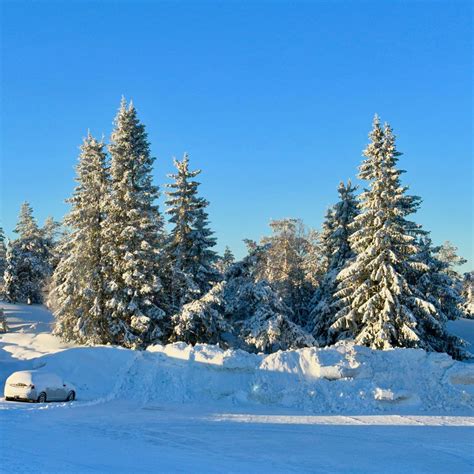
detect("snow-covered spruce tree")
[330,116,466,359]
[435,241,466,296]
[4,202,50,304]
[462,271,474,318]
[190,203,220,294]
[216,246,235,274]
[41,216,63,297]
[171,245,315,352]
[42,217,62,269]
[228,246,315,352]
[416,237,465,322]
[49,133,110,344]
[310,180,358,344]
[170,282,232,346]
[0,307,7,333]
[437,241,467,277]
[102,99,168,348]
[165,153,219,312]
[256,219,319,326]
[0,227,7,292]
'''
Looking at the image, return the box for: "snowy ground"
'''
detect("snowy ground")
[0,303,473,473]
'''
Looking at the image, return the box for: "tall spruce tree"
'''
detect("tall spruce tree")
[102,99,167,348]
[0,227,7,291]
[49,134,110,344]
[310,180,358,344]
[330,116,466,359]
[4,203,49,304]
[165,153,219,312]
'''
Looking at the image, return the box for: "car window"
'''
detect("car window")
[36,374,62,386]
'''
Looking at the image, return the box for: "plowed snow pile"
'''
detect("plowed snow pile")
[1,303,473,414]
[22,340,473,414]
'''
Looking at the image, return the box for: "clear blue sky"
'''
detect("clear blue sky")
[1,1,472,268]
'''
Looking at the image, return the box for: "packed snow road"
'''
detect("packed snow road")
[1,400,473,473]
[0,303,473,473]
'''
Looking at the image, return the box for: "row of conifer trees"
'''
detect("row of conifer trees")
[1,100,471,358]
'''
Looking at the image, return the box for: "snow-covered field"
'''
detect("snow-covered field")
[1,303,473,473]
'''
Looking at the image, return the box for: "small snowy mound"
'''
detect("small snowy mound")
[6,340,472,414]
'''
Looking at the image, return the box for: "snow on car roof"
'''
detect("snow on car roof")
[7,371,62,383]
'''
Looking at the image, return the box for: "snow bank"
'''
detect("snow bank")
[4,340,471,414]
[1,304,473,414]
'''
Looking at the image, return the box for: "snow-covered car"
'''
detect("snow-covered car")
[4,370,76,403]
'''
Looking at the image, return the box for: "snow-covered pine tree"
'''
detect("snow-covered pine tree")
[462,271,474,318]
[41,216,63,297]
[310,180,358,344]
[170,282,232,346]
[42,217,62,269]
[256,219,318,326]
[437,241,467,276]
[216,246,235,274]
[435,241,466,295]
[4,202,50,304]
[0,307,7,333]
[227,246,315,352]
[318,208,337,276]
[171,245,315,352]
[102,99,168,348]
[330,116,466,359]
[190,202,220,294]
[416,237,465,322]
[49,133,110,344]
[0,227,7,292]
[222,246,235,269]
[165,153,219,312]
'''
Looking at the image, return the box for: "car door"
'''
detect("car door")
[44,375,63,401]
[56,380,68,401]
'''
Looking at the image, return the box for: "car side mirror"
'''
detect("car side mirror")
[63,384,66,387]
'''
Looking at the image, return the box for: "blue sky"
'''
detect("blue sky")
[1,1,472,268]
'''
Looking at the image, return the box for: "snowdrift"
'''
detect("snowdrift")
[13,340,474,414]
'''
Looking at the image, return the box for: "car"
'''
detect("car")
[4,370,76,403]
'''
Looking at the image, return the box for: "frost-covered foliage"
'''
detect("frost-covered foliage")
[216,246,235,274]
[165,154,219,311]
[42,217,63,270]
[49,134,111,344]
[102,99,168,348]
[331,116,467,359]
[172,246,315,352]
[0,307,7,333]
[237,282,316,353]
[254,219,320,326]
[462,271,474,318]
[41,216,63,297]
[437,241,467,276]
[0,227,7,292]
[4,202,50,304]
[310,181,358,344]
[416,237,466,322]
[170,282,232,346]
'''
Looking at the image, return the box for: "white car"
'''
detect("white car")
[4,370,76,403]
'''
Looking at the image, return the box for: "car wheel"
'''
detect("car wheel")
[66,391,75,402]
[38,392,47,403]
